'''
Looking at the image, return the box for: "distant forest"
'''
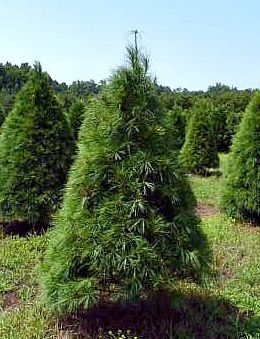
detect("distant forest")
[0,61,256,152]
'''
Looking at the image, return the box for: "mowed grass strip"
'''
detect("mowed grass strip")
[190,153,228,207]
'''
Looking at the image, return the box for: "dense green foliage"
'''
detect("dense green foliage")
[41,47,210,315]
[0,63,74,227]
[221,92,260,222]
[180,101,219,175]
[0,62,31,123]
[157,83,253,113]
[0,104,5,128]
[0,62,101,127]
[158,83,254,152]
[0,62,252,151]
[208,104,231,152]
[0,62,31,93]
[69,79,101,97]
[2,155,260,338]
[68,98,86,140]
[165,106,187,150]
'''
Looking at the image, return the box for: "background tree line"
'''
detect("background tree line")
[0,62,102,127]
[0,61,256,153]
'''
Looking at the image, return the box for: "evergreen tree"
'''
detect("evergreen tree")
[41,47,210,314]
[68,98,85,140]
[0,103,5,127]
[180,101,219,175]
[165,105,187,150]
[0,63,74,227]
[208,104,229,152]
[221,92,260,222]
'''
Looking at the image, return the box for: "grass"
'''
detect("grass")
[1,153,260,338]
[202,215,260,331]
[189,153,229,206]
[0,232,58,339]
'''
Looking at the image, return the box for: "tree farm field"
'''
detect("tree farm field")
[1,154,260,339]
[2,0,260,336]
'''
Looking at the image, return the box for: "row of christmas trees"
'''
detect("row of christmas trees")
[0,46,259,314]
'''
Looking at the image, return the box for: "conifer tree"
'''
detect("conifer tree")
[165,105,187,150]
[41,46,210,314]
[0,63,74,227]
[221,92,260,222]
[208,104,229,152]
[68,98,85,140]
[180,101,219,175]
[0,103,5,127]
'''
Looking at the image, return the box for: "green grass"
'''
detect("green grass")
[189,153,229,206]
[0,233,58,339]
[0,234,44,297]
[0,303,57,339]
[202,215,260,331]
[1,151,260,338]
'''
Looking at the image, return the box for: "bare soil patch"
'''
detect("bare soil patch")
[196,203,220,217]
[2,290,20,311]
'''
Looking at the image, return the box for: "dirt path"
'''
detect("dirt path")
[196,203,220,217]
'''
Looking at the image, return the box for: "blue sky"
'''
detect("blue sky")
[1,0,260,90]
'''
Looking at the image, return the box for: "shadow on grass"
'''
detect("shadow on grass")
[58,291,260,339]
[0,220,48,237]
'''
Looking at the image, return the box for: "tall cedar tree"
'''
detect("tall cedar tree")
[41,47,210,314]
[221,92,260,222]
[180,101,219,175]
[0,63,74,227]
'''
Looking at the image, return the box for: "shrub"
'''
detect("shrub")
[221,92,260,222]
[0,63,74,227]
[180,101,219,175]
[41,46,210,315]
